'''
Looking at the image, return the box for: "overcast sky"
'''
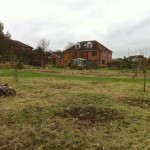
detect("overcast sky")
[1,0,150,58]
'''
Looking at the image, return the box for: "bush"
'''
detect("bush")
[0,63,14,69]
[16,61,24,69]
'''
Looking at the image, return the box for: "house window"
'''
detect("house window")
[92,51,97,56]
[75,43,81,49]
[86,42,93,48]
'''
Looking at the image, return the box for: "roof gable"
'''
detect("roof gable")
[48,51,63,59]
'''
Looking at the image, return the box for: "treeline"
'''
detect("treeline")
[111,57,136,69]
[111,56,150,69]
[0,22,11,57]
[0,22,53,67]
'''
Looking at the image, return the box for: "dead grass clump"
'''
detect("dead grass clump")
[48,83,73,89]
[57,105,124,124]
[0,125,36,150]
[90,81,100,84]
[123,97,150,108]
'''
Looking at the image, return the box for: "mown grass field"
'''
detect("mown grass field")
[0,68,150,150]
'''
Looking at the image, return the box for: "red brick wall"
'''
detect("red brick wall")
[100,52,112,66]
[64,50,112,67]
[49,56,62,66]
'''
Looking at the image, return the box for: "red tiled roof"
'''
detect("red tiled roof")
[64,40,112,53]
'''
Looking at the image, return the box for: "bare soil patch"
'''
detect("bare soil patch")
[57,105,124,124]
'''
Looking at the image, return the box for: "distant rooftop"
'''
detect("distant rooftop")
[10,40,33,49]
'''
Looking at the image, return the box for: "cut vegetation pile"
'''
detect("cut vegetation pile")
[0,83,16,97]
[0,69,150,149]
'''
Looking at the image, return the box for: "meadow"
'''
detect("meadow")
[0,68,150,150]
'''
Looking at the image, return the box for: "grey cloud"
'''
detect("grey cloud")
[2,0,150,58]
[103,13,150,57]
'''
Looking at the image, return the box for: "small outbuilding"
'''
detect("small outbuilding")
[48,51,63,66]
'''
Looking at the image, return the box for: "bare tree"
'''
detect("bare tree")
[65,42,74,50]
[139,57,150,92]
[37,38,50,67]
[37,38,50,52]
[0,22,4,33]
[14,57,18,83]
[5,31,11,40]
[0,22,5,39]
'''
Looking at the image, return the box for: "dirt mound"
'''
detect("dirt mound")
[0,83,16,97]
[57,106,124,123]
[123,97,150,108]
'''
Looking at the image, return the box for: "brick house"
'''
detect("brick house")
[63,40,112,68]
[1,39,33,63]
[48,51,63,66]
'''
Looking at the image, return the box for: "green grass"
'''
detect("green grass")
[0,69,150,149]
[0,69,150,83]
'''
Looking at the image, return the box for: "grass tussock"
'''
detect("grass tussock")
[122,97,150,108]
